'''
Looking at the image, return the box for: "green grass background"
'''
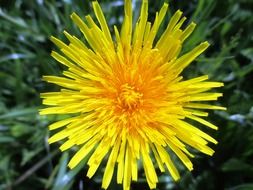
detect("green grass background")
[0,0,253,189]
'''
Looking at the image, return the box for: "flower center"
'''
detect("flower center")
[118,83,143,112]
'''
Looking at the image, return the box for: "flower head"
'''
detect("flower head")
[40,0,225,189]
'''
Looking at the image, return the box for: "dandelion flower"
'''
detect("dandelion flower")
[40,0,225,189]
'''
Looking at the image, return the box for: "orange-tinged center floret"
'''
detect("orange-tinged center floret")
[118,83,143,112]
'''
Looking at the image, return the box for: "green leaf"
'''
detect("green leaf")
[0,107,38,120]
[0,9,28,28]
[229,184,253,190]
[0,136,15,143]
[52,151,89,190]
[21,148,43,166]
[221,158,253,172]
[241,48,253,62]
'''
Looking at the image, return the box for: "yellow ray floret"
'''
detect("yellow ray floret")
[40,0,225,190]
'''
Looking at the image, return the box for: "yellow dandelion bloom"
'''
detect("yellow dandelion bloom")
[40,0,225,189]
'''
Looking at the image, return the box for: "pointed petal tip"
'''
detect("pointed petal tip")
[63,30,69,36]
[50,50,55,56]
[163,2,169,8]
[174,176,180,181]
[68,163,74,170]
[70,12,77,18]
[209,151,215,156]
[38,109,47,115]
[214,127,219,130]
[48,138,55,144]
[202,41,210,48]
[42,75,50,81]
[50,36,57,43]
[191,21,196,26]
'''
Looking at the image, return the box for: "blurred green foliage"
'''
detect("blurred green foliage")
[0,0,253,190]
